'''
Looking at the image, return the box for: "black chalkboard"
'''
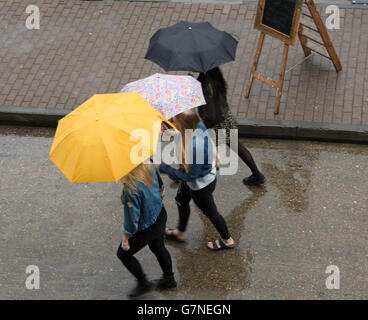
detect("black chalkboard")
[262,0,297,36]
[254,0,303,45]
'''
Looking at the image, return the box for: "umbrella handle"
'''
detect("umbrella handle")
[162,117,178,132]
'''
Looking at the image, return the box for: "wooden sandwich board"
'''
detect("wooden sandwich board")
[245,0,342,114]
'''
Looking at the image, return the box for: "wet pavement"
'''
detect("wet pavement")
[0,126,367,300]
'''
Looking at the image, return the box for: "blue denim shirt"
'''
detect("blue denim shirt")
[121,163,163,236]
[159,122,215,185]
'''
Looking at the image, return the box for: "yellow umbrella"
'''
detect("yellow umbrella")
[49,92,174,183]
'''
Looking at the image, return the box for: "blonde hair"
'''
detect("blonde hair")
[174,110,200,173]
[120,162,154,192]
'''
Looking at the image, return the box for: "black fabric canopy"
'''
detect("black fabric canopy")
[145,21,238,73]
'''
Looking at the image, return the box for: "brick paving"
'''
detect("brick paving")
[0,0,368,126]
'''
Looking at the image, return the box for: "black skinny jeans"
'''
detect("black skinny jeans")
[116,207,173,281]
[175,178,231,240]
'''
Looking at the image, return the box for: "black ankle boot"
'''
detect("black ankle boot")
[243,173,266,186]
[127,278,153,297]
[152,274,177,290]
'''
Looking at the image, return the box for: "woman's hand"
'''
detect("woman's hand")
[121,235,130,251]
[155,163,160,171]
[161,122,168,133]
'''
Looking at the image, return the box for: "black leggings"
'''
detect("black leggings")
[228,141,261,176]
[116,209,173,281]
[175,178,231,240]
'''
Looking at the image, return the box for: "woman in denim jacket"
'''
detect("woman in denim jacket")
[158,110,235,251]
[117,162,176,297]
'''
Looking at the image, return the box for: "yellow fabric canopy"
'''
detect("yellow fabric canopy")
[49,93,172,183]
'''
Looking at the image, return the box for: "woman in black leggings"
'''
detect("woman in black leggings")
[117,162,176,297]
[175,178,230,242]
[196,67,266,186]
[158,110,234,250]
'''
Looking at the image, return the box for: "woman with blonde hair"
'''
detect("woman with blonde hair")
[117,161,176,297]
[158,110,235,251]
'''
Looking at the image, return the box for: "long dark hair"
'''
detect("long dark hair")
[197,67,227,98]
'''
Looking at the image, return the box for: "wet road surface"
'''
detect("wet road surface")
[0,126,367,299]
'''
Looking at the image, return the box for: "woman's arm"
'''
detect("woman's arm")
[159,136,210,182]
[120,190,141,237]
[159,162,203,182]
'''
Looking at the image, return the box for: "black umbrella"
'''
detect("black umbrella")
[145,21,238,73]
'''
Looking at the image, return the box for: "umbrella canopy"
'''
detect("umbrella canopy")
[145,21,238,73]
[49,93,171,183]
[119,73,206,119]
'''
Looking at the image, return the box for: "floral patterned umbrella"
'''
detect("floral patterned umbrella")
[119,73,206,119]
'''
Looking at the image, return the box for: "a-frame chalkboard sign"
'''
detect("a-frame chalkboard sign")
[245,0,342,114]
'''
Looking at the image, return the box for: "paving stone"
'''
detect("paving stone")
[0,0,367,127]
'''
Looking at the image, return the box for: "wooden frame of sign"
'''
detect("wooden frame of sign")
[254,0,303,46]
[245,0,342,115]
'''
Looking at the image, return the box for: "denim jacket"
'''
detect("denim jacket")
[159,122,215,189]
[121,163,163,236]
